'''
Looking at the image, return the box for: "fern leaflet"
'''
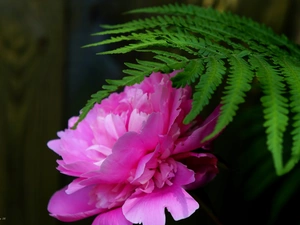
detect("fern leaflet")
[249,55,289,175]
[171,59,204,87]
[184,56,226,124]
[204,53,254,141]
[275,57,300,173]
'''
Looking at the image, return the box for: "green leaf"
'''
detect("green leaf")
[278,57,300,159]
[171,58,204,87]
[204,54,254,141]
[137,49,189,61]
[250,55,289,175]
[72,90,109,129]
[98,40,167,55]
[184,56,226,123]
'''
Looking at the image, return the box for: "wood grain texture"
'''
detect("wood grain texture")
[0,0,65,224]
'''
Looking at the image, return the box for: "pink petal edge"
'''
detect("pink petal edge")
[92,208,132,225]
[48,185,102,222]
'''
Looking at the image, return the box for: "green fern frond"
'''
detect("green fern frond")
[99,39,167,55]
[204,53,254,141]
[72,90,109,128]
[127,3,300,57]
[75,4,300,175]
[278,58,300,153]
[249,55,289,175]
[275,57,300,172]
[138,49,189,61]
[184,56,226,124]
[140,49,189,62]
[94,17,171,35]
[171,59,204,87]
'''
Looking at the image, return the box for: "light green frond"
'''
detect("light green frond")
[83,35,135,47]
[172,59,204,87]
[153,55,179,65]
[84,32,161,47]
[204,54,254,141]
[250,55,289,174]
[184,56,226,124]
[95,17,167,35]
[138,49,189,61]
[72,90,109,129]
[98,39,167,54]
[276,57,300,171]
[127,3,300,57]
[124,56,188,77]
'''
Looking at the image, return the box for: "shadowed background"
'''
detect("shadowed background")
[0,0,300,224]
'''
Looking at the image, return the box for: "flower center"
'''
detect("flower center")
[90,183,135,209]
[153,159,177,188]
[130,157,178,193]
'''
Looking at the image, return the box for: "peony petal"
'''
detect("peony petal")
[48,185,103,222]
[131,152,155,184]
[179,152,218,189]
[134,72,164,94]
[104,114,126,140]
[123,162,197,225]
[92,208,132,225]
[86,145,113,166]
[128,109,149,133]
[100,132,146,181]
[125,89,151,113]
[66,178,86,194]
[150,80,170,114]
[57,160,99,176]
[123,185,199,225]
[198,104,222,146]
[173,105,221,154]
[49,137,93,164]
[166,88,186,132]
[172,161,195,186]
[82,132,147,184]
[139,112,164,150]
[99,92,127,113]
[47,139,62,155]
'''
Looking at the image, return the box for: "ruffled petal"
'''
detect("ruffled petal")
[131,152,155,184]
[177,152,218,189]
[173,105,221,154]
[66,178,86,194]
[104,114,126,140]
[139,112,164,149]
[81,132,147,185]
[172,161,195,186]
[123,162,197,225]
[123,185,199,225]
[48,185,102,222]
[128,109,149,133]
[57,160,99,177]
[92,208,132,225]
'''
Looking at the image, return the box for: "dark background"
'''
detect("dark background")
[0,0,300,224]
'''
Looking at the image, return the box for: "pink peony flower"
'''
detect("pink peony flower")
[47,71,221,225]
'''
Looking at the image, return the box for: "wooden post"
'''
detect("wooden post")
[0,0,65,224]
